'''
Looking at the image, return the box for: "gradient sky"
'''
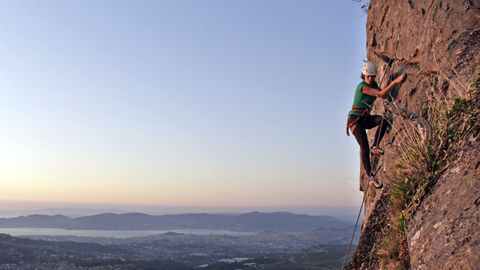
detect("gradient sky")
[0,0,367,212]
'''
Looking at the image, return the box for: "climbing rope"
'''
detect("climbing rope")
[342,156,385,269]
[342,183,370,269]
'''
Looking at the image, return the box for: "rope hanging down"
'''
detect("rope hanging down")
[341,157,383,269]
[341,180,370,269]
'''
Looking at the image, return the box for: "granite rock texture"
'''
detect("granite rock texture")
[348,0,480,269]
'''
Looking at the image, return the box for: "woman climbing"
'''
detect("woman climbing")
[347,61,405,189]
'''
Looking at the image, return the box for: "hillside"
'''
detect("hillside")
[0,212,349,232]
[347,0,479,269]
[0,229,351,269]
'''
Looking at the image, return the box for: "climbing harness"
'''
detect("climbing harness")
[346,105,370,136]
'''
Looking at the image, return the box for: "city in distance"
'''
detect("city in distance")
[0,210,357,269]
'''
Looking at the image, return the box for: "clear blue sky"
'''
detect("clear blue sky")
[0,0,367,213]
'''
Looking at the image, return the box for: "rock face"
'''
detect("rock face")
[347,0,480,269]
[408,141,480,269]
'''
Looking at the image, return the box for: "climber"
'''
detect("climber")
[346,61,405,189]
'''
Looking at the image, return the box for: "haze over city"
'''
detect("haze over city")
[0,0,366,216]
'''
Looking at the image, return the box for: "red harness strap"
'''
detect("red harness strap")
[346,106,369,136]
[351,105,369,113]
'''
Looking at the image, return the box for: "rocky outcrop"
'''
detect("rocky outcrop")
[347,0,480,269]
[408,138,480,269]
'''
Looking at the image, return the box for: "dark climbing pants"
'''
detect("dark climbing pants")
[348,114,390,176]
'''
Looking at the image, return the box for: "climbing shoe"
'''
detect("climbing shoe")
[371,146,385,156]
[368,175,383,189]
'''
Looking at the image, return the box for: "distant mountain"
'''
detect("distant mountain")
[0,211,350,232]
[0,214,73,227]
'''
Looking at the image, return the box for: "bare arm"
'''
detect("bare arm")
[362,74,406,97]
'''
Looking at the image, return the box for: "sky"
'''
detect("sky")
[0,0,367,215]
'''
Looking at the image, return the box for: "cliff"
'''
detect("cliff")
[347,1,480,269]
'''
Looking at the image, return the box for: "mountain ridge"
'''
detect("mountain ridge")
[0,211,350,232]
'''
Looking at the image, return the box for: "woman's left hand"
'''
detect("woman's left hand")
[394,74,406,84]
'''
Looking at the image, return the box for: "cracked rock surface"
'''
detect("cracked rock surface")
[349,0,480,269]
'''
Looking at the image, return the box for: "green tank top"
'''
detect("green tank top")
[349,81,379,116]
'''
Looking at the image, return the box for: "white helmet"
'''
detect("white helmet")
[362,61,377,76]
